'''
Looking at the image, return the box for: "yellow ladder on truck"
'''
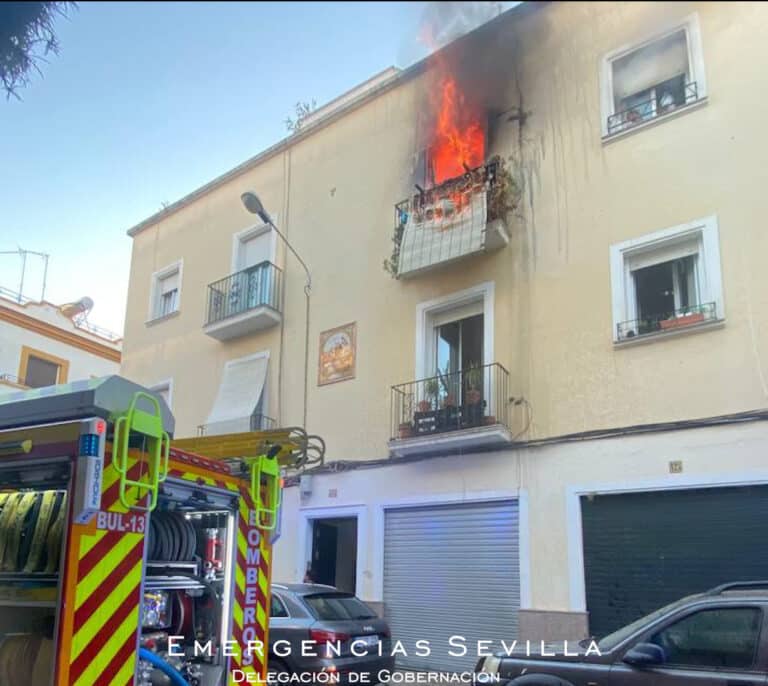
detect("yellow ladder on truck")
[112,392,170,512]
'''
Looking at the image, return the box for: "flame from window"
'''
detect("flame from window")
[429,74,485,185]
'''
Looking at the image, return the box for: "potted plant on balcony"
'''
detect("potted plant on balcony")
[465,363,483,405]
[419,378,439,413]
[659,306,706,331]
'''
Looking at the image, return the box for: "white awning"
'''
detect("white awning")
[205,353,268,435]
[398,192,487,276]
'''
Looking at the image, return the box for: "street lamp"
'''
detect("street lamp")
[241,192,312,430]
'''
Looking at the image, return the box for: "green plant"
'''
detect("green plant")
[464,361,483,390]
[383,215,405,278]
[424,377,439,398]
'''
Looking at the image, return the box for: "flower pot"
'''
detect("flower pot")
[418,400,432,413]
[398,423,413,439]
[659,312,705,330]
[484,416,497,426]
[442,394,457,409]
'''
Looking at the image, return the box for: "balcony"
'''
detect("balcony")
[389,362,512,457]
[616,302,717,342]
[197,412,276,437]
[388,158,512,279]
[203,262,282,341]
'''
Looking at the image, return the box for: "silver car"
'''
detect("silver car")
[269,583,395,683]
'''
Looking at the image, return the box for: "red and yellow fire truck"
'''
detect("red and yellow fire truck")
[0,375,323,686]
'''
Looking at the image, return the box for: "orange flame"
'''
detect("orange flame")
[430,74,485,185]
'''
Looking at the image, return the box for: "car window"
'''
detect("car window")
[271,594,289,618]
[303,593,377,620]
[650,607,761,669]
[597,596,696,651]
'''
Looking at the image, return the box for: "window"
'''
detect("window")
[18,347,68,388]
[610,216,724,342]
[302,593,377,621]
[416,282,494,381]
[270,594,288,618]
[149,261,182,322]
[601,15,706,137]
[231,225,276,311]
[435,312,484,405]
[650,607,762,669]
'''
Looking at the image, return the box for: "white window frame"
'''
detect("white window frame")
[609,215,724,343]
[415,281,495,381]
[600,13,707,139]
[149,378,174,410]
[231,215,278,274]
[148,259,183,322]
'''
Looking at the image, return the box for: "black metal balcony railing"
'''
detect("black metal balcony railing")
[607,81,699,135]
[391,362,510,441]
[394,159,501,230]
[617,302,717,341]
[205,261,282,326]
[197,412,276,437]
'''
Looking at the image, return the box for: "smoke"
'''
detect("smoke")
[398,1,505,66]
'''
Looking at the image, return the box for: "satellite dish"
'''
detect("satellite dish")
[60,296,94,319]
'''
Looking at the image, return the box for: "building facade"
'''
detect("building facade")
[0,292,121,391]
[120,1,768,671]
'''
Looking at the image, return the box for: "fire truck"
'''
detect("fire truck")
[0,375,324,686]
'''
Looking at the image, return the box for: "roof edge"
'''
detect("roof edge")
[126,2,541,238]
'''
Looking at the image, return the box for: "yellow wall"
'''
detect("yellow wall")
[122,2,768,459]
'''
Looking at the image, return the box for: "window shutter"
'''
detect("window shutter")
[627,237,700,272]
[159,271,179,294]
[612,29,689,101]
[239,232,271,270]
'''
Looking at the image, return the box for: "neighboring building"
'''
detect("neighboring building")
[0,290,122,391]
[120,1,768,671]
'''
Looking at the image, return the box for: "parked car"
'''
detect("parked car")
[269,583,395,683]
[476,581,768,685]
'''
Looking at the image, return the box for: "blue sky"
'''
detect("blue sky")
[0,2,505,333]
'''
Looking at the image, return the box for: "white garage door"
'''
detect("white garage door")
[383,500,520,672]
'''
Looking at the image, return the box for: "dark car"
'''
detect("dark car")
[477,581,768,685]
[269,583,395,683]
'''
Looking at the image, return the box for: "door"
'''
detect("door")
[383,500,520,672]
[311,521,338,586]
[581,486,768,637]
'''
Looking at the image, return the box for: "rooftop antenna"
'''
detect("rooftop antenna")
[0,248,50,302]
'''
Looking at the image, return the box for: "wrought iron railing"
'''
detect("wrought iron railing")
[394,159,501,227]
[391,362,510,441]
[617,302,716,341]
[197,413,276,437]
[205,261,282,326]
[607,81,699,135]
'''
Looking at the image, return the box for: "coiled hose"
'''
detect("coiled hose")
[138,648,190,686]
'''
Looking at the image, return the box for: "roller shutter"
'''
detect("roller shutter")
[383,500,519,672]
[582,485,768,637]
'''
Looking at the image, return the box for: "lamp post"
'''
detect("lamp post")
[241,192,311,430]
